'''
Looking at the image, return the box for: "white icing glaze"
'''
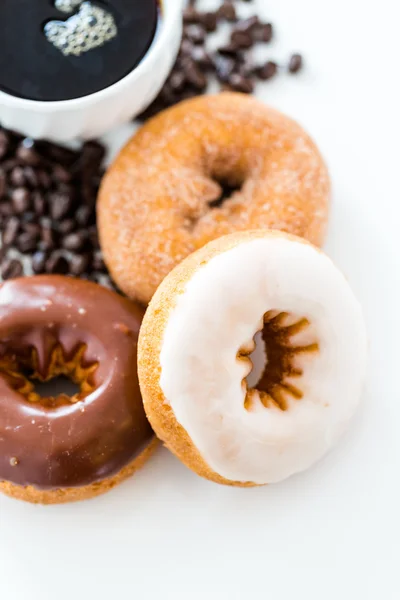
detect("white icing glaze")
[160,236,367,484]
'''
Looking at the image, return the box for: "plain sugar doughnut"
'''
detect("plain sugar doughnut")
[138,231,367,486]
[98,93,330,305]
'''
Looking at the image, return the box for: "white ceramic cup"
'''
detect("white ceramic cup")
[0,0,183,142]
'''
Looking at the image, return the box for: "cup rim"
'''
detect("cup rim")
[0,0,182,112]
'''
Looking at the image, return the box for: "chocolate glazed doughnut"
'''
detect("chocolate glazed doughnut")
[0,276,156,504]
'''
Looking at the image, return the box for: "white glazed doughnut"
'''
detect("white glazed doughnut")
[138,231,367,486]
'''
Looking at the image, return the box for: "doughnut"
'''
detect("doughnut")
[138,230,367,486]
[0,276,157,504]
[98,92,330,305]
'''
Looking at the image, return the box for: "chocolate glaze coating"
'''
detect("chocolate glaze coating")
[0,276,153,490]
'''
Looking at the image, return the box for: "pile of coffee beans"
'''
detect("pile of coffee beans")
[0,128,115,288]
[139,0,303,120]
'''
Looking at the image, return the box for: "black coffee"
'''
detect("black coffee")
[0,0,159,102]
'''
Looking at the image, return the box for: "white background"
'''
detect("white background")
[1,1,400,598]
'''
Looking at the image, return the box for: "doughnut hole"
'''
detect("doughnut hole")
[240,311,319,411]
[0,344,98,408]
[206,159,247,209]
[207,178,244,209]
[182,166,246,231]
[181,142,250,228]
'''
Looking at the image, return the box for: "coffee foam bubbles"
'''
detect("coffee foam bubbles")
[44,1,117,57]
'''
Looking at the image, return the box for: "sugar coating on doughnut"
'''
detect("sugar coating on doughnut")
[98,93,330,305]
[139,231,367,486]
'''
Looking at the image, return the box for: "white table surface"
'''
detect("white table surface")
[1,1,400,598]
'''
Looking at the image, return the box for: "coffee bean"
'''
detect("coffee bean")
[88,226,100,249]
[52,164,72,183]
[201,12,218,32]
[230,30,253,49]
[81,181,96,208]
[0,170,6,198]
[17,231,39,254]
[23,166,39,188]
[42,142,78,166]
[183,6,201,24]
[288,53,303,73]
[160,82,178,106]
[69,253,91,276]
[217,43,241,57]
[58,219,76,235]
[0,246,8,262]
[169,71,186,93]
[254,22,273,43]
[2,217,20,246]
[38,241,49,252]
[179,38,194,59]
[21,211,36,224]
[58,182,76,197]
[88,271,103,285]
[257,60,278,80]
[40,221,57,251]
[0,130,9,160]
[137,97,169,121]
[0,203,13,218]
[76,205,93,227]
[214,54,236,83]
[238,57,255,78]
[184,24,206,45]
[22,222,41,237]
[10,166,26,187]
[217,2,236,22]
[92,250,106,272]
[45,253,69,275]
[228,73,254,93]
[38,170,52,189]
[191,46,213,69]
[1,160,20,174]
[49,191,72,220]
[182,58,207,90]
[31,251,48,274]
[82,141,106,172]
[1,258,23,280]
[11,187,31,214]
[16,139,41,166]
[62,232,87,251]
[32,191,46,216]
[235,16,259,34]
